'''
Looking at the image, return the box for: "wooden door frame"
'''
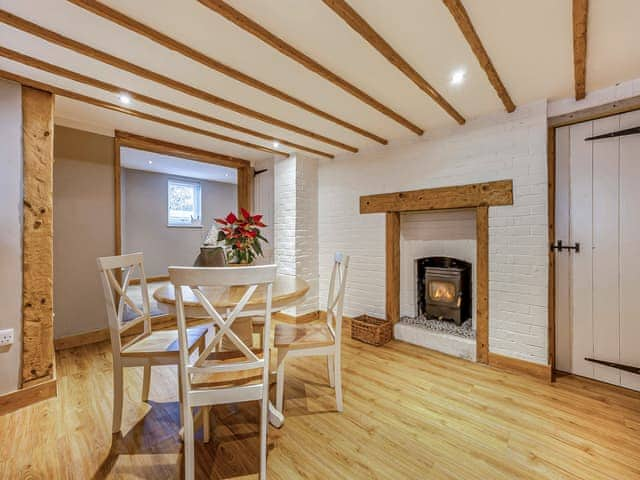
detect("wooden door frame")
[547,94,640,379]
[114,131,253,257]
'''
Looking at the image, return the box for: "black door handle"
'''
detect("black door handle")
[551,240,580,253]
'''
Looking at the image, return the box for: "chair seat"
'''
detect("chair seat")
[274,322,335,350]
[121,326,208,358]
[191,351,264,389]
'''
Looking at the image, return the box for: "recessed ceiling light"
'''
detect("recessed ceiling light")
[272,141,280,148]
[225,173,229,177]
[148,160,153,165]
[119,94,132,105]
[450,69,466,86]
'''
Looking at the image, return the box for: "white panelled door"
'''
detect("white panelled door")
[555,110,640,391]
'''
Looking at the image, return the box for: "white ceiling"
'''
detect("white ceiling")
[120,147,237,184]
[1,0,639,163]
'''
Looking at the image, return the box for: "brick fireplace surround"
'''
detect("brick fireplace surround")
[359,180,513,364]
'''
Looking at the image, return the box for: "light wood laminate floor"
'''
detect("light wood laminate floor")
[2,330,640,479]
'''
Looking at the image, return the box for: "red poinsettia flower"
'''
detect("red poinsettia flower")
[214,210,268,264]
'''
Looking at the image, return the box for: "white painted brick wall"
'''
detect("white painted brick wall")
[318,100,549,365]
[274,154,319,315]
[548,76,640,117]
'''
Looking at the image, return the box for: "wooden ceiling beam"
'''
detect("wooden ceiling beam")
[0,46,334,159]
[198,0,424,135]
[0,69,269,166]
[323,0,465,124]
[0,9,357,153]
[442,0,515,113]
[66,0,387,145]
[572,0,588,100]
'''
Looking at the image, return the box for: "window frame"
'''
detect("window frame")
[167,178,203,228]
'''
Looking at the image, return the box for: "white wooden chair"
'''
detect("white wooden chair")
[274,253,349,413]
[169,264,277,480]
[97,252,208,434]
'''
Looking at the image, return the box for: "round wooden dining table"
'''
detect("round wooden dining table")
[152,274,310,318]
[152,274,310,428]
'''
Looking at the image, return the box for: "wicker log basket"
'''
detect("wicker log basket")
[351,314,392,346]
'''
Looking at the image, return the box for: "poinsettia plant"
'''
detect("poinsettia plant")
[215,208,268,264]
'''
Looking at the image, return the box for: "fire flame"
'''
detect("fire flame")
[430,282,455,302]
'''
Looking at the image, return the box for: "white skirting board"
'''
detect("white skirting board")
[394,323,476,362]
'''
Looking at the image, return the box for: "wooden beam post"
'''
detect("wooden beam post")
[237,166,254,213]
[475,205,489,364]
[21,86,55,387]
[573,0,588,100]
[386,212,400,324]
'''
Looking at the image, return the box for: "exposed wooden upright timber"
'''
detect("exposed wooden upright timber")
[21,86,55,387]
[0,9,357,153]
[0,46,334,159]
[442,0,515,112]
[572,0,589,100]
[115,131,250,169]
[385,212,400,324]
[547,127,556,377]
[359,180,513,214]
[322,0,465,125]
[67,0,387,146]
[198,0,424,135]
[237,166,254,213]
[475,205,489,364]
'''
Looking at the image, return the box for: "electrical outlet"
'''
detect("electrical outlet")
[0,329,14,347]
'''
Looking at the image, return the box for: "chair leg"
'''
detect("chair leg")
[276,349,287,413]
[112,364,124,434]
[259,396,268,479]
[142,364,151,402]
[203,407,210,443]
[183,405,195,480]
[334,352,343,412]
[178,367,184,429]
[327,355,335,387]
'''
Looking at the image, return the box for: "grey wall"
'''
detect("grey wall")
[122,168,237,277]
[0,79,23,395]
[53,126,115,339]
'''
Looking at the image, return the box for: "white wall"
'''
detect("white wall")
[548,76,640,118]
[274,154,319,315]
[0,79,23,395]
[253,157,275,262]
[123,168,237,277]
[53,126,115,339]
[318,101,549,364]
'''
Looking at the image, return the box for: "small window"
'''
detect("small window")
[168,179,202,227]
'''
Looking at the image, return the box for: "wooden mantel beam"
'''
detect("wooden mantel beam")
[360,180,513,214]
[323,0,465,125]
[442,0,515,113]
[198,0,424,135]
[572,0,589,100]
[67,0,387,145]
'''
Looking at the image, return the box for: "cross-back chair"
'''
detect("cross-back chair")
[97,252,208,434]
[274,253,349,413]
[169,264,277,480]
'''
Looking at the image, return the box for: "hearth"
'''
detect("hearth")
[417,257,471,326]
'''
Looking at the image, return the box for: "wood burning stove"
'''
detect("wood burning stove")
[417,257,471,326]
